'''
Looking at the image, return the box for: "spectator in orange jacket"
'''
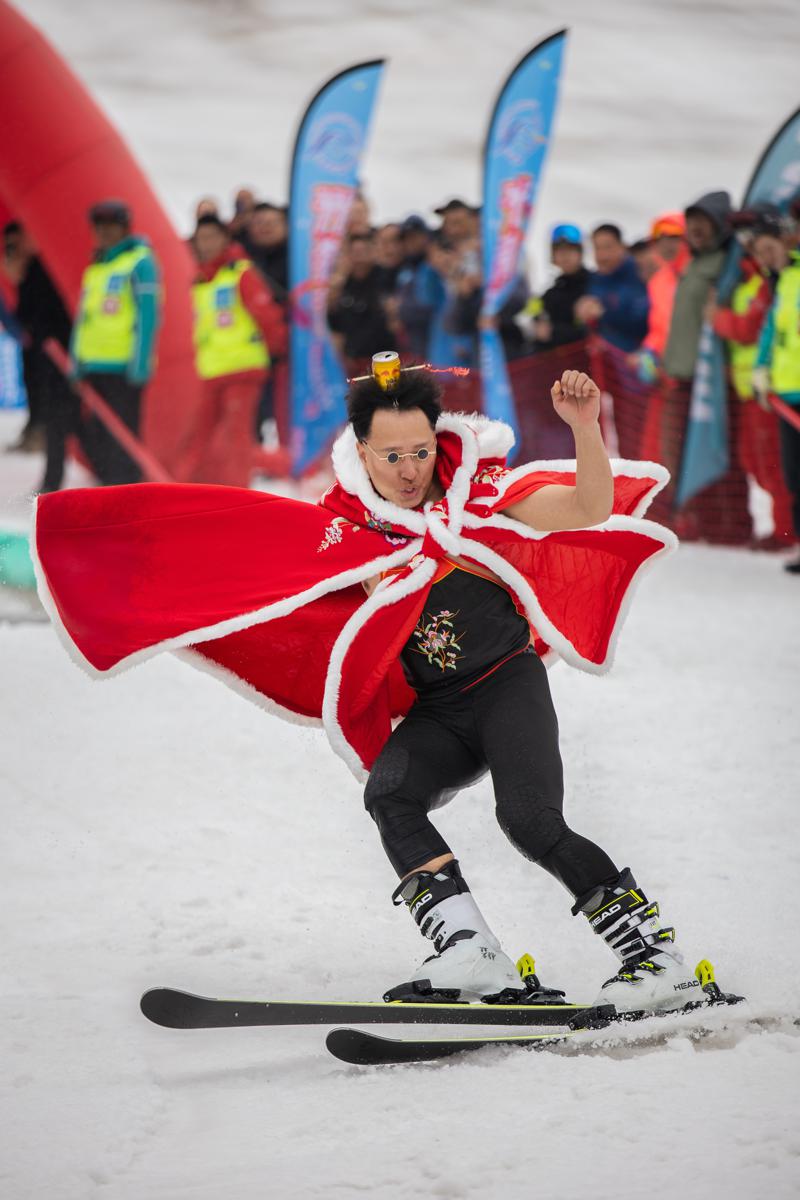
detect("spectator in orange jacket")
[184,215,287,488]
[634,214,689,471]
[641,212,690,362]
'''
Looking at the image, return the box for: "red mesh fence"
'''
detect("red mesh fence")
[437,341,589,463]
[443,337,753,545]
[584,337,752,544]
[272,338,770,545]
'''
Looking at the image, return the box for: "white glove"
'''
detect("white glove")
[751,366,772,412]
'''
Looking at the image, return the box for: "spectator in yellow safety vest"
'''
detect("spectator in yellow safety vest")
[708,220,793,551]
[183,214,287,488]
[70,199,162,484]
[752,215,800,573]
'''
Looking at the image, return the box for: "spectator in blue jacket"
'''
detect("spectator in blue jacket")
[575,224,649,352]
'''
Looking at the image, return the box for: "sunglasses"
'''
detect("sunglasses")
[362,441,436,466]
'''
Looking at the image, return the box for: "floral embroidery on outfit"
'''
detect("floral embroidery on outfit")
[472,464,510,486]
[365,511,408,547]
[411,609,465,672]
[365,511,393,534]
[317,518,346,553]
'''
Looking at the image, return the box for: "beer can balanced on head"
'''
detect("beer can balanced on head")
[371,350,402,392]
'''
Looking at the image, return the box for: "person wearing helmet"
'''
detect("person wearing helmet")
[529,224,590,352]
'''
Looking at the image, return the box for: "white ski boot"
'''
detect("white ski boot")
[575,869,703,1014]
[385,860,527,1003]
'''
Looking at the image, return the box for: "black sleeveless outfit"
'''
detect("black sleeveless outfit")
[364,559,620,898]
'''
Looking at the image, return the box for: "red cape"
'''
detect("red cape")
[34,412,676,778]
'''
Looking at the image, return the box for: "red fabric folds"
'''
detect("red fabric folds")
[34,413,676,778]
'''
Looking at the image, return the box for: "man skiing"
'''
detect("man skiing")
[347,357,700,1013]
[34,353,699,1017]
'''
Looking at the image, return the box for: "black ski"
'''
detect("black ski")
[326,987,748,1065]
[140,987,603,1030]
[326,1026,577,1064]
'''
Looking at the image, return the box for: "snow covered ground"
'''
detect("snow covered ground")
[3,2,800,1195]
[2,398,799,1199]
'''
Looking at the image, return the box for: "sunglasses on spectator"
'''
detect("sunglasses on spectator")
[362,441,436,465]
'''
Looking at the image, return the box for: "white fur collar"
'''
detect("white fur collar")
[330,410,515,532]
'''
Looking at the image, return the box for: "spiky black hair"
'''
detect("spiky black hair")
[346,370,442,442]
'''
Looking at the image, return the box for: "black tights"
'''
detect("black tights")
[364,650,619,899]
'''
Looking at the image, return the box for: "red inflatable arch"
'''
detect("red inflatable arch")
[0,0,200,469]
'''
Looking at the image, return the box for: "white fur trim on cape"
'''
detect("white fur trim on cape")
[492,457,670,519]
[322,556,438,781]
[330,411,515,534]
[33,426,676,783]
[457,512,677,674]
[439,410,515,460]
[31,493,425,681]
[174,647,325,731]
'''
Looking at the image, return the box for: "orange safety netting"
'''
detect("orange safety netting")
[270,339,783,547]
[437,338,755,545]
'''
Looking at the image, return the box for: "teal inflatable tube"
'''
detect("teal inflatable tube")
[0,529,36,590]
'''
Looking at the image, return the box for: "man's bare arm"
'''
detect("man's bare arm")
[503,370,613,532]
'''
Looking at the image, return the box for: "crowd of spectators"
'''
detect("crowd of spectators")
[3,181,800,571]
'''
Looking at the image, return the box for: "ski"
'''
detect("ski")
[325,994,751,1066]
[326,1026,577,1064]
[140,986,606,1031]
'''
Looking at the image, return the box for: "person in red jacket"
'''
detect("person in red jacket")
[708,237,793,548]
[183,215,287,487]
[632,213,690,463]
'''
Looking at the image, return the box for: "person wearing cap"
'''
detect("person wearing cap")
[530,223,590,351]
[752,217,800,571]
[573,224,649,353]
[183,214,287,488]
[706,214,793,552]
[433,199,480,250]
[640,213,690,364]
[70,199,162,485]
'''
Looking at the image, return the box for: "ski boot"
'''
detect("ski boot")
[575,869,704,1016]
[384,860,529,1004]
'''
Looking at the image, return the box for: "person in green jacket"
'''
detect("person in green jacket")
[70,199,162,484]
[753,218,800,573]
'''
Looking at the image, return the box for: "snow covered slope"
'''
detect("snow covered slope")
[3,3,800,1195]
[2,404,799,1197]
[3,535,799,1198]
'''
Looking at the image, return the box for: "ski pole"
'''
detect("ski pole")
[43,338,174,483]
[769,393,800,433]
